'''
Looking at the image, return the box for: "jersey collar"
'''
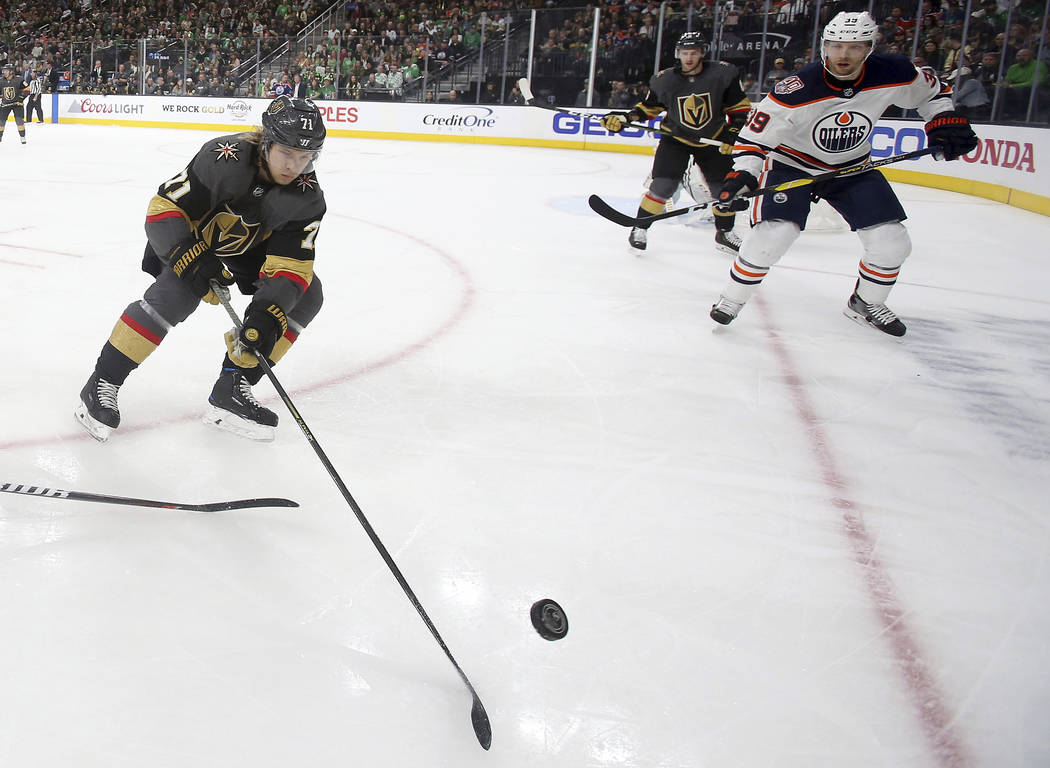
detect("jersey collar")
[823,63,866,92]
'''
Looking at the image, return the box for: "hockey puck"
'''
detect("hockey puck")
[530,599,568,641]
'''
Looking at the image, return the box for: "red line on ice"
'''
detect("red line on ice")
[0,216,473,452]
[754,295,972,768]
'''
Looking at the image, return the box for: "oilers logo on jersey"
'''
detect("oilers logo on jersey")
[812,111,872,153]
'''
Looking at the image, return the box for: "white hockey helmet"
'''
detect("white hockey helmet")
[821,12,878,72]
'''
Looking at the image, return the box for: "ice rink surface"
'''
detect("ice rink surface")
[1,123,1048,767]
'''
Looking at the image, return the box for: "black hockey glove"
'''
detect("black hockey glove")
[600,109,642,133]
[167,235,233,299]
[718,126,739,155]
[239,301,288,357]
[719,116,745,155]
[924,111,978,161]
[715,170,759,212]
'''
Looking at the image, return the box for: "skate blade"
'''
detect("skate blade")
[714,241,741,256]
[203,406,276,442]
[74,403,113,442]
[842,307,906,338]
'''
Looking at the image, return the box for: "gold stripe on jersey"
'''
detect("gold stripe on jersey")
[636,102,662,119]
[725,96,752,114]
[146,194,189,221]
[269,334,295,364]
[260,254,314,287]
[109,317,160,364]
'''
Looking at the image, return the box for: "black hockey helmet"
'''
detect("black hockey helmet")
[675,31,706,57]
[261,95,326,154]
[1,62,14,74]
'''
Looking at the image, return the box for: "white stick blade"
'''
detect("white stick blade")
[517,78,535,103]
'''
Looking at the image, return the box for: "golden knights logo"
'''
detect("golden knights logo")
[200,206,261,256]
[676,92,713,130]
[2,85,17,102]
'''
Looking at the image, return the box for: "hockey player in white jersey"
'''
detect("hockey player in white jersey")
[709,11,978,336]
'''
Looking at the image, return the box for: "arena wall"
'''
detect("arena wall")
[48,93,1049,216]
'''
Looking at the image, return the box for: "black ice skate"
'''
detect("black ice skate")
[710,296,743,325]
[628,227,647,252]
[714,229,742,255]
[844,290,907,337]
[75,373,121,442]
[203,367,278,441]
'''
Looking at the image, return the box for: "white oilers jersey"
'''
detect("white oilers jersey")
[732,54,953,177]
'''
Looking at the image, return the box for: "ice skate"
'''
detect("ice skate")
[714,229,742,255]
[75,373,121,442]
[843,290,906,337]
[710,296,743,325]
[628,227,647,252]
[203,368,278,441]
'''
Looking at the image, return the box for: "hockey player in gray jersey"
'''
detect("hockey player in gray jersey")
[600,32,752,255]
[710,11,978,336]
[75,96,328,442]
[0,63,29,144]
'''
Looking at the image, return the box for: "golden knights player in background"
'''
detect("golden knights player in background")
[75,96,328,442]
[0,62,29,145]
[600,32,751,255]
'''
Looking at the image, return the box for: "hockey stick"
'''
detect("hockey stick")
[212,285,492,751]
[0,482,298,512]
[516,76,726,149]
[588,146,941,227]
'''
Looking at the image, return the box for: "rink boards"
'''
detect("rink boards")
[37,92,1050,216]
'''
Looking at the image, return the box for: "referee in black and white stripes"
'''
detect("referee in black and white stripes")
[26,72,44,123]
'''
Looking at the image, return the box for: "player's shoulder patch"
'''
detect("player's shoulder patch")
[716,60,741,79]
[774,75,805,96]
[199,132,248,160]
[768,62,832,105]
[274,174,325,220]
[293,171,319,194]
[212,140,242,162]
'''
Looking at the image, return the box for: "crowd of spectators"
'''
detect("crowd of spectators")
[1,0,525,101]
[534,0,1047,122]
[875,0,1049,120]
[251,4,500,102]
[1,0,1047,119]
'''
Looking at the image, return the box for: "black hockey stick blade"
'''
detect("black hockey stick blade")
[472,692,492,750]
[0,482,299,512]
[588,194,649,227]
[212,282,492,750]
[589,146,942,228]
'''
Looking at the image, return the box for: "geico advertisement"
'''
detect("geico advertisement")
[549,110,662,143]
